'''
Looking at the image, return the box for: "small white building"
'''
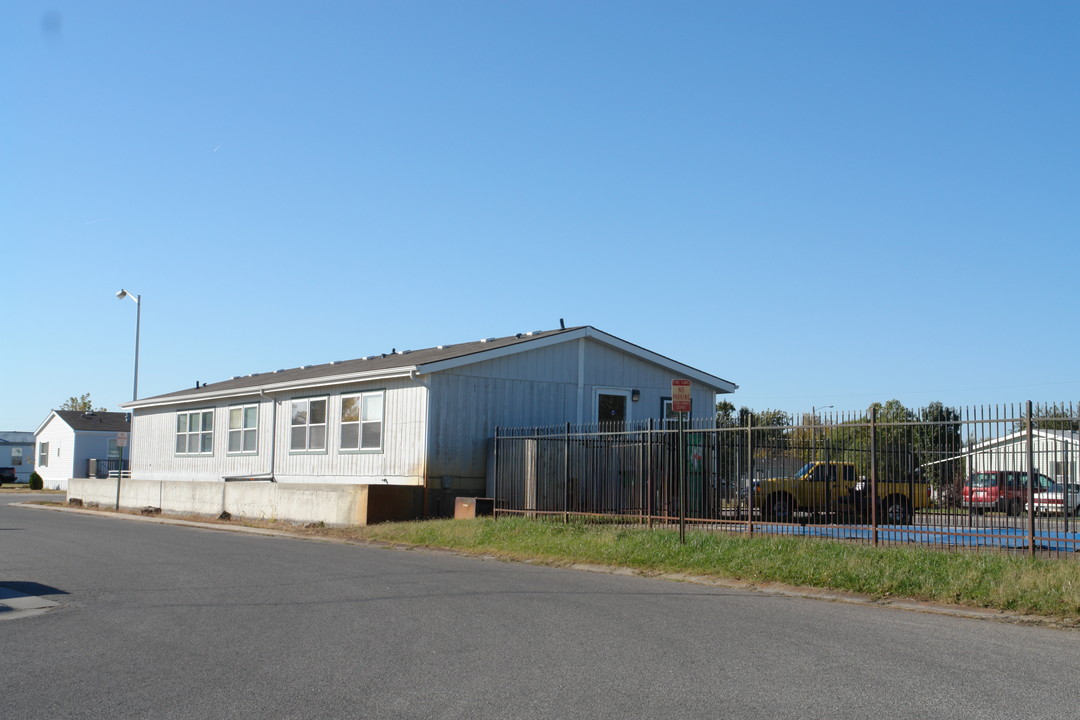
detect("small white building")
[0,431,35,483]
[122,326,736,515]
[964,429,1080,483]
[33,411,131,490]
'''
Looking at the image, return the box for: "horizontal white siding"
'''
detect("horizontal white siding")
[33,416,75,490]
[131,378,427,485]
[970,437,1079,481]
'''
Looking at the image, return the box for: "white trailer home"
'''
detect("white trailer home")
[0,431,35,483]
[963,429,1080,483]
[119,326,735,520]
[33,411,131,490]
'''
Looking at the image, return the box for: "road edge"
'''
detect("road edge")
[12,501,1077,631]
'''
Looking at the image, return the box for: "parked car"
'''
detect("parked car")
[962,471,1054,516]
[0,467,16,485]
[1028,483,1080,516]
[751,461,931,525]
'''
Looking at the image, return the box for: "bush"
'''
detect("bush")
[29,472,43,490]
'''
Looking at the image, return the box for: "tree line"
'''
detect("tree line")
[714,399,965,496]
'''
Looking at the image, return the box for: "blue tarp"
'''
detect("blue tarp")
[746,522,1080,552]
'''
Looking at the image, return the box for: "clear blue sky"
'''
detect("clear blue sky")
[3,1,1078,431]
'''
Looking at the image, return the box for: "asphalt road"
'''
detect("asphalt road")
[2,492,1078,720]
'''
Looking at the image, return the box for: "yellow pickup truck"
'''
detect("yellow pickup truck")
[751,461,931,525]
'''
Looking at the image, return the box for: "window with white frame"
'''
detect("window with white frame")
[38,442,49,467]
[176,410,214,455]
[228,404,259,454]
[290,398,327,452]
[662,398,678,429]
[340,391,384,451]
[11,447,22,466]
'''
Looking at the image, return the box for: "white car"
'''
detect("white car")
[1028,483,1080,516]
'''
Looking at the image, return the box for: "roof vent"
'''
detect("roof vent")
[480,338,495,343]
[300,365,312,369]
[437,345,447,350]
[527,330,541,336]
[232,376,241,380]
[331,360,341,365]
[401,349,411,354]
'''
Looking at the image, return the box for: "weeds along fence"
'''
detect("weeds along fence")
[491,402,1080,558]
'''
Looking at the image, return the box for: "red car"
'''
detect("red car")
[963,471,1054,516]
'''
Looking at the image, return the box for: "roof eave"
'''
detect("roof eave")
[122,366,419,410]
[34,411,60,436]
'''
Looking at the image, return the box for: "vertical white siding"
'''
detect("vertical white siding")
[127,335,730,492]
[131,398,273,482]
[274,378,427,483]
[130,378,428,485]
[426,373,577,481]
[426,337,728,484]
[582,341,719,425]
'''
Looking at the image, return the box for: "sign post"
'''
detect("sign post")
[672,380,691,543]
[115,432,129,510]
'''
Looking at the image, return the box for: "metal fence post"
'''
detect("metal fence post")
[493,426,500,517]
[646,418,654,530]
[1027,400,1035,558]
[563,422,570,524]
[870,406,878,546]
[746,412,754,537]
[678,412,686,544]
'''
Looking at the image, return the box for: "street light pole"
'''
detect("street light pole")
[114,289,141,505]
[116,290,141,401]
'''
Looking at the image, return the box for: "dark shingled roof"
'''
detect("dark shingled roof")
[55,411,131,432]
[137,327,588,404]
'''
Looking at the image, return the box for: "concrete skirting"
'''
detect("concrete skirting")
[67,478,422,526]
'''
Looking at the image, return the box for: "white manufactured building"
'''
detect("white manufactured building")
[122,326,736,515]
[33,411,131,490]
[963,429,1080,483]
[0,431,35,483]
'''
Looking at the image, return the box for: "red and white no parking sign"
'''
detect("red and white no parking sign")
[671,379,691,413]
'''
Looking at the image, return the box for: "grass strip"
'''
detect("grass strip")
[347,517,1080,620]
[38,503,1080,621]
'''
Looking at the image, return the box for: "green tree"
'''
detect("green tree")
[746,408,791,454]
[60,393,106,412]
[715,400,737,428]
[916,401,964,505]
[1013,403,1080,433]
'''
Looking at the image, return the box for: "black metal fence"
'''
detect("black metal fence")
[492,402,1080,557]
[87,458,128,479]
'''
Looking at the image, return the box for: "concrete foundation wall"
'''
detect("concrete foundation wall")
[67,478,423,526]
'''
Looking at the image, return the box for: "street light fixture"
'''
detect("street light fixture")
[116,289,141,401]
